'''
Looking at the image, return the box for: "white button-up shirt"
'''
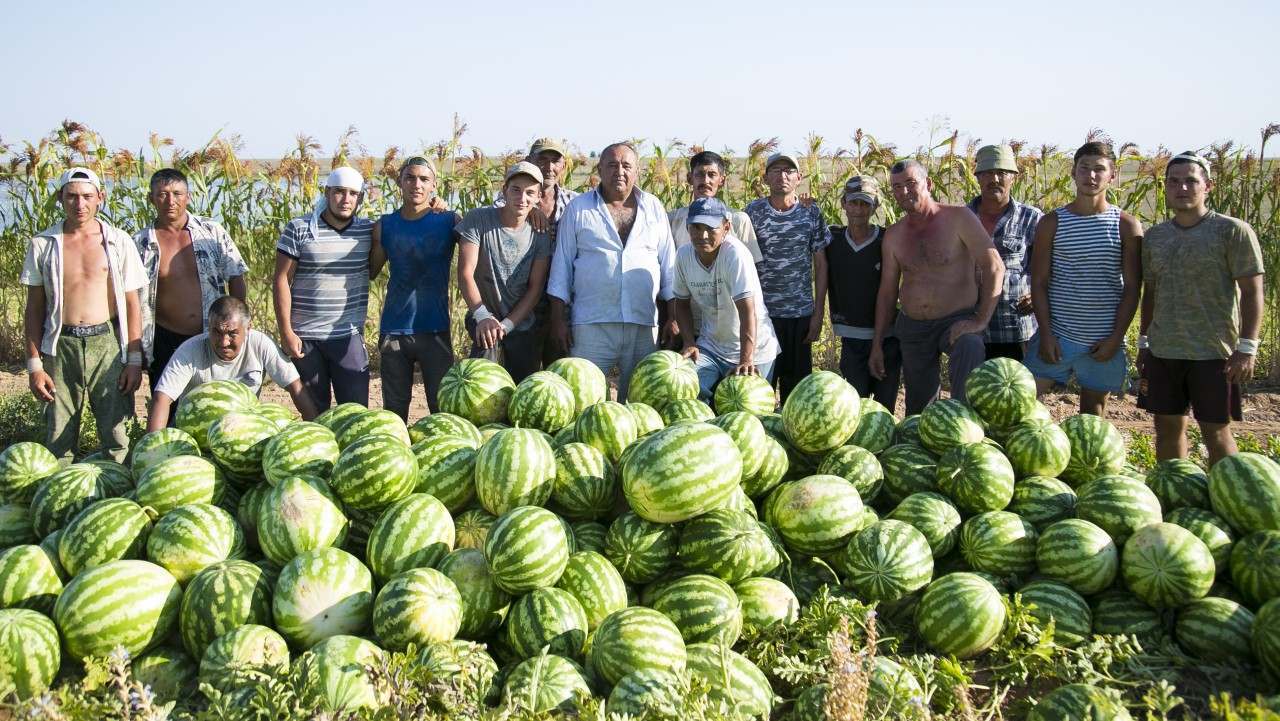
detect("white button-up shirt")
[547,187,676,327]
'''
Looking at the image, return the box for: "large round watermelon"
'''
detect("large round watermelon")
[551,442,617,521]
[546,357,608,414]
[1018,579,1092,646]
[135,454,225,515]
[179,559,273,660]
[0,442,61,503]
[734,577,800,639]
[1074,474,1162,544]
[964,357,1037,428]
[1145,458,1209,512]
[677,508,780,583]
[709,411,769,482]
[741,434,790,499]
[261,422,339,485]
[58,497,155,576]
[782,371,860,454]
[915,572,1006,658]
[146,503,246,584]
[880,443,939,503]
[628,350,700,410]
[621,422,742,523]
[411,435,478,513]
[336,408,410,449]
[555,550,628,631]
[272,547,374,648]
[1003,419,1071,479]
[847,399,897,454]
[918,399,984,455]
[329,433,418,511]
[589,607,687,685]
[175,379,257,450]
[1121,522,1215,609]
[713,373,777,416]
[372,567,462,650]
[365,493,454,584]
[1253,597,1280,679]
[130,428,201,478]
[0,608,60,699]
[438,358,516,426]
[501,652,591,715]
[959,511,1038,576]
[604,512,678,585]
[887,491,962,557]
[407,413,483,446]
[1035,518,1119,595]
[1209,452,1280,534]
[0,545,62,615]
[310,634,386,711]
[1176,596,1255,663]
[54,559,183,660]
[474,428,557,515]
[626,402,666,437]
[576,401,639,464]
[437,548,510,640]
[764,475,864,555]
[256,475,348,566]
[506,586,589,659]
[207,411,277,480]
[684,643,773,717]
[817,444,883,502]
[1231,530,1280,608]
[508,371,577,433]
[608,668,684,718]
[650,574,743,646]
[658,398,715,426]
[29,462,120,539]
[1009,476,1077,530]
[198,624,289,694]
[1165,507,1235,573]
[841,519,933,603]
[936,442,1015,514]
[1059,414,1126,485]
[1027,683,1132,721]
[484,506,570,594]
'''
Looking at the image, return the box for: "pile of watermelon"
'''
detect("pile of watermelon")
[0,354,1278,719]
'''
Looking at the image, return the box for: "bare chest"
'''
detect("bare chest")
[607,204,637,243]
[156,229,197,279]
[898,225,964,271]
[62,235,109,284]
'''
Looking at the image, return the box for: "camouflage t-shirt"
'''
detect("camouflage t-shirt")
[1143,211,1264,360]
[745,198,831,318]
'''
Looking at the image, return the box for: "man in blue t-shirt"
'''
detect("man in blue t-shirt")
[371,157,460,418]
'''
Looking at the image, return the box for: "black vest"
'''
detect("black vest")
[826,225,886,330]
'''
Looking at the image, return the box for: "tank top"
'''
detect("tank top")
[1047,205,1123,344]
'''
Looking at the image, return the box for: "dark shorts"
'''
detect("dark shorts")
[380,331,454,418]
[148,325,197,395]
[1138,354,1242,424]
[770,316,813,402]
[894,309,986,414]
[839,337,902,411]
[295,333,371,413]
[985,341,1025,362]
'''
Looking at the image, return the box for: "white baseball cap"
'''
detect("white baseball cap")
[58,167,101,191]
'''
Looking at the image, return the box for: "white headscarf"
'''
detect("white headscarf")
[310,166,365,238]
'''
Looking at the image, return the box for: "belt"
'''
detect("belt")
[61,321,113,338]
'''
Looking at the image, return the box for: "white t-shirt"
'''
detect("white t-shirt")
[673,238,779,364]
[155,329,300,401]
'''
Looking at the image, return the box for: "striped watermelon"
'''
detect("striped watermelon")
[551,443,617,521]
[310,634,386,711]
[439,357,516,426]
[817,445,883,502]
[713,373,777,416]
[0,608,59,699]
[1121,522,1215,609]
[628,350,700,410]
[256,475,348,566]
[626,402,666,437]
[841,519,933,603]
[1009,476,1077,530]
[1075,474,1163,544]
[506,586,589,659]
[765,475,864,555]
[734,577,800,639]
[411,435,478,513]
[261,422,339,485]
[207,411,277,480]
[329,433,418,511]
[608,668,684,718]
[336,408,410,449]
[1059,413,1126,485]
[965,357,1037,428]
[880,443,939,503]
[474,428,556,515]
[555,551,628,630]
[1028,684,1133,721]
[959,511,1038,576]
[1091,590,1163,640]
[502,652,591,715]
[415,642,497,709]
[131,646,197,705]
[408,412,483,446]
[1018,579,1092,646]
[1253,597,1280,679]
[272,547,374,648]
[484,506,569,593]
[136,454,226,515]
[82,459,134,496]
[936,442,1015,514]
[660,398,715,425]
[915,572,1006,658]
[0,504,34,548]
[769,556,840,605]
[58,497,155,576]
[678,509,780,583]
[895,414,923,446]
[570,521,608,555]
[179,559,273,660]
[546,357,608,414]
[604,512,677,584]
[887,491,962,557]
[621,422,742,524]
[175,379,257,450]
[1003,419,1071,479]
[1036,519,1119,595]
[1176,596,1255,663]
[256,402,295,429]
[235,483,269,550]
[146,503,245,584]
[372,567,462,650]
[847,398,897,454]
[709,411,768,481]
[1231,530,1280,608]
[742,434,790,499]
[508,371,577,433]
[552,423,578,448]
[0,545,62,615]
[454,508,496,550]
[365,493,454,583]
[198,624,289,694]
[437,548,510,640]
[314,402,367,437]
[131,428,200,478]
[29,462,117,539]
[1145,458,1210,512]
[1208,452,1280,534]
[590,606,687,685]
[684,643,773,717]
[0,442,61,503]
[782,371,860,454]
[651,574,743,646]
[54,559,182,660]
[1165,506,1235,573]
[575,401,638,464]
[918,399,984,455]
[342,507,378,559]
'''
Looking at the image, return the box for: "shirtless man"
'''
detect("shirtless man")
[22,168,147,462]
[870,160,1005,414]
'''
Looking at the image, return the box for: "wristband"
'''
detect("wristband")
[1237,338,1260,355]
[25,357,43,374]
[472,306,495,323]
[1137,335,1150,350]
[500,318,515,333]
[126,351,144,367]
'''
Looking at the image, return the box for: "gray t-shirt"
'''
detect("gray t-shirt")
[155,329,300,401]
[456,207,552,332]
[276,216,374,340]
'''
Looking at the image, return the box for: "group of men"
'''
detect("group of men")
[22,138,1264,469]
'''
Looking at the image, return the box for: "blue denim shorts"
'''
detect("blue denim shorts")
[1023,331,1128,393]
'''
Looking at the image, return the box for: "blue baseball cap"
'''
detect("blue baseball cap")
[687,197,731,227]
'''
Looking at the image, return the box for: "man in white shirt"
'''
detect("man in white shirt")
[147,296,317,431]
[547,142,677,401]
[673,198,780,401]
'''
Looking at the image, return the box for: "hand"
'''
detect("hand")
[803,314,823,344]
[680,345,700,362]
[659,319,680,348]
[476,317,505,350]
[799,193,815,207]
[1135,348,1150,376]
[528,207,549,233]
[551,316,574,354]
[427,196,449,214]
[29,370,55,403]
[1089,335,1122,362]
[282,329,305,359]
[946,317,985,347]
[118,364,143,394]
[1016,294,1034,315]
[1225,351,1256,384]
[733,359,758,376]
[1037,332,1062,364]
[869,343,886,380]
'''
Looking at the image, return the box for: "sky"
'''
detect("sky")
[3,0,1278,161]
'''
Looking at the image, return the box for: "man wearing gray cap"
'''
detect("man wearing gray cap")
[967,144,1043,361]
[22,167,147,462]
[456,161,553,382]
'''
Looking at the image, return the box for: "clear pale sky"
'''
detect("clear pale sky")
[4,0,1278,159]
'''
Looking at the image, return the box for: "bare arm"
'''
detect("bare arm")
[455,242,485,311]
[147,392,174,433]
[24,286,54,402]
[273,253,303,358]
[285,379,319,421]
[119,289,144,393]
[369,220,386,279]
[227,275,247,301]
[957,209,1004,328]
[1226,273,1265,383]
[674,298,697,360]
[1092,213,1143,361]
[505,256,548,329]
[1029,212,1061,363]
[734,296,758,373]
[869,230,902,379]
[806,248,829,343]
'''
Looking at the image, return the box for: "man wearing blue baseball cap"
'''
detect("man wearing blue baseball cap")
[673,197,780,401]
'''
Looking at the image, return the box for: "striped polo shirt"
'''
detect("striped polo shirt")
[277,215,375,340]
[1046,205,1123,344]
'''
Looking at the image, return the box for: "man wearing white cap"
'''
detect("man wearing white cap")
[273,166,375,411]
[22,167,148,463]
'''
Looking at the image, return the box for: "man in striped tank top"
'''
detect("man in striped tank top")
[1027,142,1143,417]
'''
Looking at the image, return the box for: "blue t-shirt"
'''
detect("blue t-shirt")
[379,211,456,334]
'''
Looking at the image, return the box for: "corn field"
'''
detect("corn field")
[2,119,1278,379]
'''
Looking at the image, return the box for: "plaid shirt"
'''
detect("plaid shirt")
[968,197,1043,343]
[494,184,579,249]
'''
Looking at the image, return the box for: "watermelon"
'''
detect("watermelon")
[29,462,117,539]
[550,442,617,521]
[473,428,557,515]
[918,399,984,455]
[0,505,34,549]
[1091,590,1163,641]
[1145,458,1210,511]
[1165,506,1235,573]
[0,545,62,615]
[175,379,257,450]
[329,433,418,511]
[570,521,607,555]
[915,572,1005,658]
[261,422,339,485]
[590,607,687,685]
[179,559,273,660]
[502,652,591,715]
[604,512,677,584]
[505,371,575,433]
[136,454,225,515]
[959,511,1038,576]
[1059,414,1126,485]
[936,442,1015,514]
[626,401,666,437]
[131,428,201,477]
[741,434,790,499]
[132,646,198,705]
[684,643,773,717]
[847,399,897,454]
[336,408,410,449]
[198,624,289,694]
[545,357,608,414]
[0,442,57,504]
[438,357,516,426]
[0,608,59,699]
[506,586,589,659]
[841,519,934,603]
[1231,530,1280,608]
[713,373,776,416]
[310,635,386,711]
[257,475,348,566]
[734,577,800,638]
[454,508,496,550]
[880,443,939,503]
[372,567,462,650]
[364,493,453,584]
[207,411,277,480]
[1027,684,1133,721]
[708,411,768,480]
[1009,476,1077,529]
[146,503,245,584]
[1253,597,1280,679]
[572,401,636,464]
[650,574,743,646]
[677,509,780,583]
[1121,522,1215,609]
[1003,419,1071,479]
[887,491,962,557]
[484,506,570,593]
[1208,452,1280,534]
[621,422,742,524]
[411,435,479,513]
[765,474,865,555]
[554,552,626,632]
[1035,519,1119,596]
[1075,474,1163,544]
[782,371,860,453]
[660,398,715,425]
[58,497,155,576]
[235,483,269,551]
[437,548,510,640]
[817,444,883,502]
[314,402,367,437]
[415,639,498,704]
[256,402,295,429]
[895,414,923,445]
[272,547,374,648]
[54,559,182,660]
[1176,596,1255,663]
[408,412,483,446]
[628,350,700,410]
[1018,579,1092,646]
[608,669,684,718]
[965,357,1037,428]
[769,556,841,605]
